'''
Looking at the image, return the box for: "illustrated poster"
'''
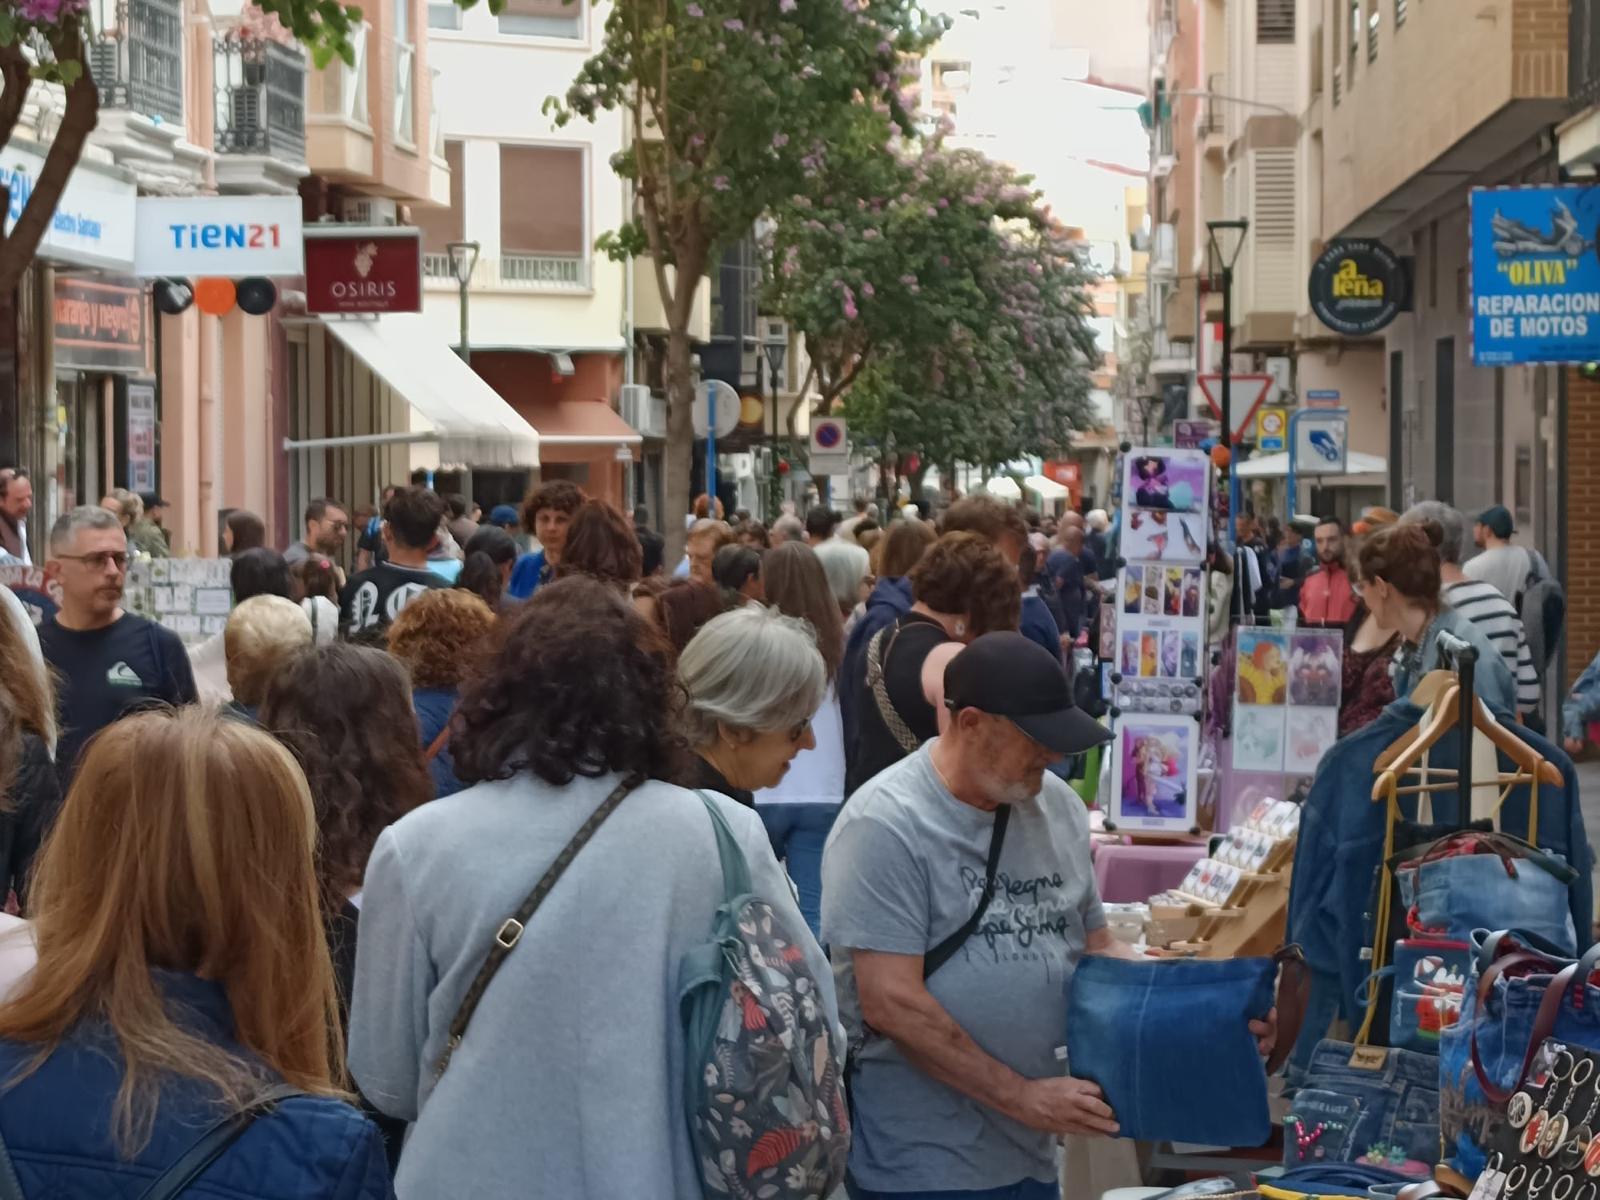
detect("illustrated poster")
[1231,628,1344,776]
[1109,712,1200,837]
[1113,559,1205,714]
[1120,448,1212,565]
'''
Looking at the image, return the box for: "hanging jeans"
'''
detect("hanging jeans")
[757,803,839,939]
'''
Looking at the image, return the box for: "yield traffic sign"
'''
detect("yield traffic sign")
[1196,374,1274,444]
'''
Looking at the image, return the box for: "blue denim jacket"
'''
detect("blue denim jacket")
[1286,698,1593,1069]
[1563,649,1600,742]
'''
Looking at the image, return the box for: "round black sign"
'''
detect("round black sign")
[1308,239,1406,337]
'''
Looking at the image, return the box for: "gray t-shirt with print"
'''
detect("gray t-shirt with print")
[821,741,1106,1193]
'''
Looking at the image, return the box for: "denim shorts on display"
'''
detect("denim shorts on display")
[1283,1040,1440,1174]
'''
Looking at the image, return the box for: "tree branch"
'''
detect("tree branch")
[0,20,98,296]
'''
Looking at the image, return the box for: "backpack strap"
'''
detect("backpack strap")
[694,790,753,903]
[0,1082,306,1200]
[923,804,1011,980]
[434,776,635,1078]
[865,624,921,754]
[135,1083,306,1200]
[424,716,454,763]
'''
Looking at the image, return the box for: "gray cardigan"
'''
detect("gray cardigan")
[348,771,840,1199]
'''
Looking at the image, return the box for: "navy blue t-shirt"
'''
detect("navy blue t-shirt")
[39,611,198,776]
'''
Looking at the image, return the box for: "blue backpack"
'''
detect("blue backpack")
[679,792,849,1199]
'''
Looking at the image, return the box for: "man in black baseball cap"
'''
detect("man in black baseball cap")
[943,631,1111,764]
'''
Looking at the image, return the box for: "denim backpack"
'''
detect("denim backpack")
[679,792,848,1200]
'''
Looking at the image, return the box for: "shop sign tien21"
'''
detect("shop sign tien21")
[1469,184,1600,366]
[133,195,304,278]
[304,227,423,315]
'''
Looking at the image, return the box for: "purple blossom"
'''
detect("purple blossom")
[800,64,820,79]
[18,0,86,21]
[688,132,706,148]
[876,39,893,54]
[862,228,880,241]
[806,219,826,232]
[771,132,790,149]
[938,197,949,208]
[712,175,730,191]
[780,0,797,10]
[723,17,744,30]
[900,273,918,287]
[861,282,875,298]
[686,2,703,14]
[842,285,859,321]
[925,206,938,218]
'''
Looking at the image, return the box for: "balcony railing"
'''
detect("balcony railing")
[90,0,184,125]
[422,252,591,291]
[214,34,306,161]
[394,39,416,146]
[312,21,368,127]
[1573,0,1600,108]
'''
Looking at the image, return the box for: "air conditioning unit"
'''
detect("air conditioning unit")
[619,384,666,438]
[759,317,789,346]
[340,196,399,226]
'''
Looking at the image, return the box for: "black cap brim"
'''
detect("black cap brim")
[1010,707,1113,757]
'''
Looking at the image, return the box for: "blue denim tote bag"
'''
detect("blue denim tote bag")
[1395,832,1577,952]
[1439,929,1600,1179]
[1065,948,1302,1146]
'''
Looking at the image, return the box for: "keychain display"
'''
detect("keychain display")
[1481,1041,1600,1199]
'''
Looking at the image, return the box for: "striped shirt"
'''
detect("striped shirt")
[1443,580,1540,714]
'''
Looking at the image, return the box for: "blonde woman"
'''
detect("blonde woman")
[0,708,392,1197]
[0,596,58,913]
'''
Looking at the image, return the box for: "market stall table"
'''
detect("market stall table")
[1091,839,1209,904]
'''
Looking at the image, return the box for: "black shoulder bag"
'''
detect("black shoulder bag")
[923,804,1011,979]
[0,1083,304,1200]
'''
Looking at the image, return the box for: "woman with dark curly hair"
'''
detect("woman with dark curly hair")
[387,588,497,798]
[844,531,1021,795]
[348,575,838,1197]
[631,576,728,657]
[552,499,643,590]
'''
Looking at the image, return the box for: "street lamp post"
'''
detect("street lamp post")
[1205,218,1249,546]
[446,240,480,366]
[762,334,788,522]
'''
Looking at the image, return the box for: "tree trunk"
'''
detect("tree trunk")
[662,325,695,565]
[908,461,930,505]
[0,24,98,297]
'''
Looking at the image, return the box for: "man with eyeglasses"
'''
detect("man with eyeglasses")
[38,506,197,778]
[283,497,351,571]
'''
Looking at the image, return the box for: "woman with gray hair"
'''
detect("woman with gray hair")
[679,604,826,809]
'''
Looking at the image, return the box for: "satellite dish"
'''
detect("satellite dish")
[693,379,740,439]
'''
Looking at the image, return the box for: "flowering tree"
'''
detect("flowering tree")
[548,0,941,556]
[0,0,379,296]
[765,117,1099,496]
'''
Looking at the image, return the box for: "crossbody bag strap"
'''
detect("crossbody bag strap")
[866,624,921,754]
[136,1083,306,1200]
[923,804,1011,980]
[434,776,635,1078]
[424,720,453,763]
[0,1122,24,1200]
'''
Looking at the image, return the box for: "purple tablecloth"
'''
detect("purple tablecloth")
[1091,841,1209,904]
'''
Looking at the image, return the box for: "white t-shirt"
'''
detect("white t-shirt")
[1463,545,1532,606]
[753,687,845,807]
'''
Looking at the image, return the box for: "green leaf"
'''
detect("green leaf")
[0,11,17,46]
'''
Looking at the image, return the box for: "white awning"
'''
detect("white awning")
[1236,450,1388,480]
[285,314,540,468]
[984,475,1022,500]
[1024,473,1070,501]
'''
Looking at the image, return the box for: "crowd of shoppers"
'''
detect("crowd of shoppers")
[14,467,1579,1199]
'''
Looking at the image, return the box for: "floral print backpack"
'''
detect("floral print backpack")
[679,792,849,1199]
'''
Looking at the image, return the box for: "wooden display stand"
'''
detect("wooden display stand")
[1154,835,1296,960]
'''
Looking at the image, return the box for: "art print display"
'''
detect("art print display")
[1109,713,1200,836]
[1114,560,1207,714]
[1122,508,1209,564]
[1124,452,1209,515]
[1231,628,1344,776]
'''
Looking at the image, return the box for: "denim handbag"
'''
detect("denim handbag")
[1065,948,1304,1146]
[1395,831,1577,952]
[1438,929,1600,1179]
[1283,1038,1440,1175]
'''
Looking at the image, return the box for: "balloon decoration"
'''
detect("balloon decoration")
[194,277,237,317]
[235,277,278,316]
[1210,444,1232,470]
[152,278,194,316]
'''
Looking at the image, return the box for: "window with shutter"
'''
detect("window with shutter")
[499,145,585,256]
[1257,0,1294,44]
[497,0,584,39]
